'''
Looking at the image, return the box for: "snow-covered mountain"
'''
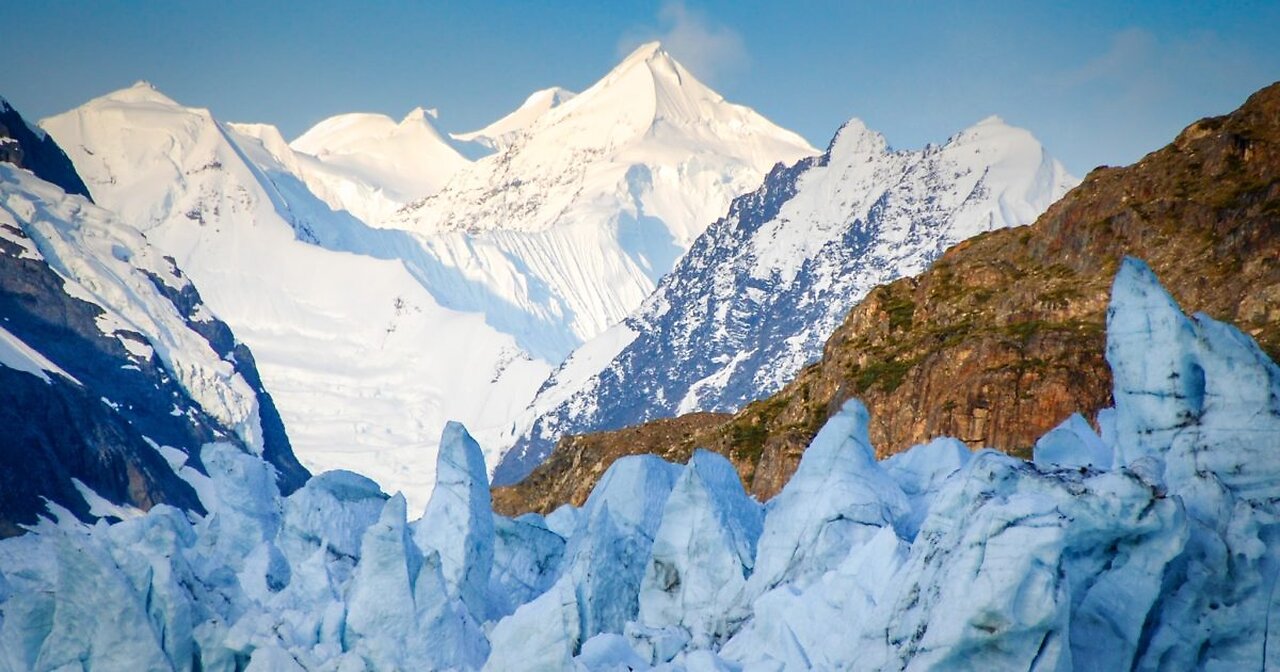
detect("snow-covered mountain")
[0,99,306,534]
[286,107,470,224]
[498,116,1078,483]
[37,42,820,505]
[4,259,1277,670]
[41,83,549,511]
[0,97,91,200]
[451,86,577,151]
[386,42,818,346]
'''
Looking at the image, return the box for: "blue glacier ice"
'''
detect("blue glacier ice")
[744,399,910,601]
[1032,412,1113,470]
[1,258,1277,671]
[637,450,763,651]
[413,421,496,621]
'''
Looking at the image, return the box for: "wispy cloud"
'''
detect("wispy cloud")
[1054,27,1262,107]
[618,1,748,84]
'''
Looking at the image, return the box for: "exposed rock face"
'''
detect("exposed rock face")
[0,100,307,536]
[492,413,728,516]
[0,97,91,199]
[496,114,1076,486]
[0,173,307,535]
[495,81,1280,511]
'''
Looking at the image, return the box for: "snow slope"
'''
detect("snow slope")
[0,323,77,385]
[41,82,548,510]
[497,115,1077,483]
[38,45,818,503]
[235,44,814,366]
[451,86,577,151]
[386,42,818,346]
[286,107,470,224]
[3,259,1276,671]
[0,151,305,532]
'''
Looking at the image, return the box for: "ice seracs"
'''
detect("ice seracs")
[637,450,763,649]
[1032,412,1113,469]
[412,421,496,621]
[1,258,1278,669]
[744,400,909,600]
[1101,257,1280,669]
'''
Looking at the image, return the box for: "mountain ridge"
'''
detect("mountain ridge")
[494,110,1076,484]
[493,80,1280,511]
[41,83,550,511]
[287,105,470,224]
[452,86,577,150]
[0,101,307,534]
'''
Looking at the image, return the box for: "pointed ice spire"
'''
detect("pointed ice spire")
[746,400,910,600]
[1108,256,1280,510]
[1033,413,1113,470]
[345,493,423,668]
[639,449,764,647]
[413,421,496,620]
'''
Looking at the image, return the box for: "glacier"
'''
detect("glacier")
[1,257,1277,670]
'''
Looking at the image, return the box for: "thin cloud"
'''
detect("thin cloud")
[618,1,748,84]
[1055,28,1263,107]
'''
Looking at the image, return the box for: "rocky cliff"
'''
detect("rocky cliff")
[493,81,1280,513]
[0,100,307,536]
[0,97,91,199]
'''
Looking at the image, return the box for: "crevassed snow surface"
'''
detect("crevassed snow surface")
[3,258,1277,671]
[0,163,259,444]
[40,83,549,510]
[497,114,1078,483]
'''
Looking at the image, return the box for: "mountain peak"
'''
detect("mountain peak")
[399,106,448,140]
[599,40,694,95]
[944,115,1041,152]
[451,86,577,149]
[619,40,668,66]
[827,118,889,158]
[98,80,180,107]
[404,106,440,123]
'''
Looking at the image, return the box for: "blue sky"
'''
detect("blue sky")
[2,1,1277,175]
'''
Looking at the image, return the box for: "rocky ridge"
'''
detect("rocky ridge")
[494,81,1280,512]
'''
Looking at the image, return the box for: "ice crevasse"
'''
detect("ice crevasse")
[1,256,1278,671]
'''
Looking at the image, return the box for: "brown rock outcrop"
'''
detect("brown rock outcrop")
[494,81,1280,514]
